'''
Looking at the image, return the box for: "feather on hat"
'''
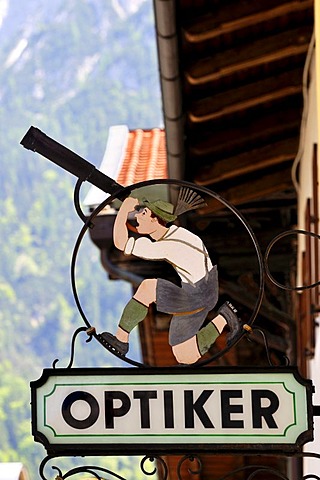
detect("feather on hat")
[141,187,206,223]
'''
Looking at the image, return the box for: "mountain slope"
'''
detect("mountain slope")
[0,1,162,477]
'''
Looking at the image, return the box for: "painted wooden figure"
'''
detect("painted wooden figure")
[101,188,242,364]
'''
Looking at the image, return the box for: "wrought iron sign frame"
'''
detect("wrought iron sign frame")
[20,127,320,480]
[70,177,265,368]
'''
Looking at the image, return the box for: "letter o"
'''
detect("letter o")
[62,391,99,429]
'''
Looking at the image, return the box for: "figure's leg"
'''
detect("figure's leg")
[172,337,202,364]
[116,278,157,341]
[172,302,242,364]
[171,321,222,364]
[133,278,157,304]
[197,301,242,356]
[100,279,157,355]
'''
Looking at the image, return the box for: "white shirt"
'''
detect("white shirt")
[124,225,213,285]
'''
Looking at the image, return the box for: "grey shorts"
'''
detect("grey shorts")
[156,266,218,346]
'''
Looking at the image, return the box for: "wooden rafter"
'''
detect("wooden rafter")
[183,0,313,43]
[202,167,293,212]
[195,138,298,185]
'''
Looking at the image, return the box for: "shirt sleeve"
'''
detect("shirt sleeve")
[124,236,167,260]
[124,236,135,256]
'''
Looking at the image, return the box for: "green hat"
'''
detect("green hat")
[142,198,177,223]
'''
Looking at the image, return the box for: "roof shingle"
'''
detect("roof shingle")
[117,128,168,185]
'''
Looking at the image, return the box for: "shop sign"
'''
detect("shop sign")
[30,367,313,455]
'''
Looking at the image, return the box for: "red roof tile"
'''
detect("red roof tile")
[117,128,168,186]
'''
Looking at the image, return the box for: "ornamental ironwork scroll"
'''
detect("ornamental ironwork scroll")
[38,453,320,480]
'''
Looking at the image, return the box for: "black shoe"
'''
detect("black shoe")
[218,301,242,346]
[99,332,129,356]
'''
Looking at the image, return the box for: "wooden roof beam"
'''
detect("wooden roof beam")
[185,44,309,87]
[195,138,298,185]
[189,66,304,116]
[187,103,301,158]
[183,0,313,44]
[189,85,301,123]
[201,167,294,212]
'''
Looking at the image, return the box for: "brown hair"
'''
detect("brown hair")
[150,211,168,227]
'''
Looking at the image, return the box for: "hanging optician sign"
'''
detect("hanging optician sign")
[30,366,313,455]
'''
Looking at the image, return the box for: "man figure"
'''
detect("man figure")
[100,191,242,364]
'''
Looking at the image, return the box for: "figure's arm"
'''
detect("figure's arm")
[113,197,138,251]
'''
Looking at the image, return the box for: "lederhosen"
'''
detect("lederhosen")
[155,227,218,346]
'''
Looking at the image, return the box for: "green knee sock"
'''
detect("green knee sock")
[119,298,148,333]
[197,322,220,355]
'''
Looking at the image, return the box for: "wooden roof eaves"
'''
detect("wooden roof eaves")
[202,166,294,212]
[183,0,314,44]
[195,138,298,186]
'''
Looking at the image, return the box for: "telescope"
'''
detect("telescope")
[20,126,123,197]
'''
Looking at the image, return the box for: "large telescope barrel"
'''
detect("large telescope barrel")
[20,126,123,196]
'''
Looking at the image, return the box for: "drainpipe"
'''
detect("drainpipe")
[153,0,185,180]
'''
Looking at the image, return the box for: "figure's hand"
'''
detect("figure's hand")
[121,196,139,213]
[114,196,139,251]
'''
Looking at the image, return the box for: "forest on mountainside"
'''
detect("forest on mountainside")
[0,0,162,477]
